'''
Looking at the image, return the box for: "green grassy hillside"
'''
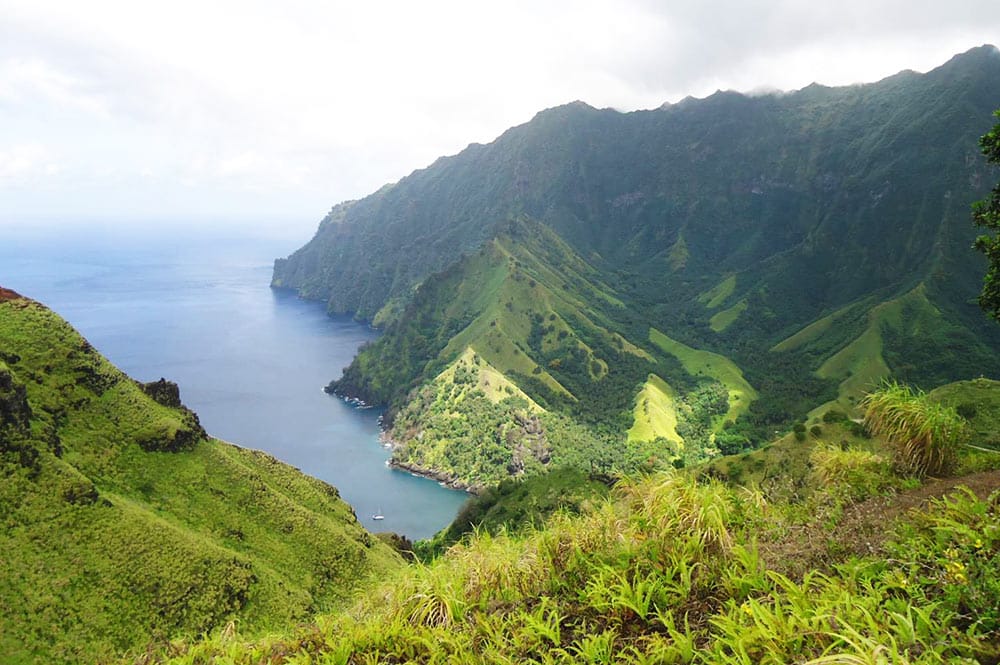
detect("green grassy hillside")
[342,211,1000,487]
[132,378,1000,664]
[336,219,771,486]
[387,346,549,489]
[766,283,998,423]
[815,285,942,407]
[0,290,401,664]
[627,374,682,446]
[929,378,1000,451]
[648,328,757,428]
[273,47,1000,491]
[708,300,747,332]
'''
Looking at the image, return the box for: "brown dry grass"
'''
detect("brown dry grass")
[0,287,24,302]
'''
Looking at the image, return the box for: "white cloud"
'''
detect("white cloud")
[0,143,60,183]
[0,57,112,117]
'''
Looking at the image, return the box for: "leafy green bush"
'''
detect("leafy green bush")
[861,381,968,476]
[821,409,847,423]
[956,402,977,420]
[810,444,892,501]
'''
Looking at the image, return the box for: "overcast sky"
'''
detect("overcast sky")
[1,1,998,232]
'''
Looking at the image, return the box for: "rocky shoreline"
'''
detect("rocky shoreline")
[335,388,481,494]
[387,458,482,494]
[377,429,482,495]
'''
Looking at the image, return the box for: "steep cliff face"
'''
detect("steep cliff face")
[275,46,1000,486]
[274,46,1000,328]
[0,290,402,664]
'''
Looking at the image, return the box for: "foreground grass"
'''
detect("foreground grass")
[862,381,968,476]
[149,470,1000,664]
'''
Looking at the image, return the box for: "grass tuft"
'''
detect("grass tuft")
[861,381,968,477]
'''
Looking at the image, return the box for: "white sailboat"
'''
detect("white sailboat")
[372,506,385,520]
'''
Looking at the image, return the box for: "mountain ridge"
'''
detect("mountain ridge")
[275,45,1000,487]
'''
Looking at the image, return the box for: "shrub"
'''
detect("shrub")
[847,420,869,438]
[955,403,977,420]
[860,381,968,477]
[810,444,892,500]
[822,409,847,423]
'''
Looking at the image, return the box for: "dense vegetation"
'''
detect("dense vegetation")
[144,399,1000,663]
[973,109,1000,320]
[0,290,401,664]
[929,378,1000,452]
[276,46,1000,487]
[862,382,968,477]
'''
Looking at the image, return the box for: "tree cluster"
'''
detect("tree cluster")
[974,109,1000,321]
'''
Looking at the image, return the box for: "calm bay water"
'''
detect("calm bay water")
[0,222,467,539]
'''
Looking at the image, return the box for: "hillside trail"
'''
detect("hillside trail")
[760,469,1000,578]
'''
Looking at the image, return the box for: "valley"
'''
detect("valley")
[276,45,1000,488]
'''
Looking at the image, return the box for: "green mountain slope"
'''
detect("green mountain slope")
[0,289,401,664]
[929,378,1000,451]
[276,46,1000,486]
[334,219,745,486]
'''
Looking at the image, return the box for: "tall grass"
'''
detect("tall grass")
[147,475,1000,665]
[810,445,893,500]
[860,381,967,476]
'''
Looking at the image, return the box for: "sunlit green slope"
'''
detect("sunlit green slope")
[0,290,401,664]
[333,219,752,486]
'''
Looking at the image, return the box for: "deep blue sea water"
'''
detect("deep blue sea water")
[0,222,468,539]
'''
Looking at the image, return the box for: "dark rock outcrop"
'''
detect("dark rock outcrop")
[388,459,481,494]
[141,378,183,408]
[133,379,207,452]
[0,287,24,302]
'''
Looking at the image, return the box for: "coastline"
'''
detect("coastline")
[377,427,482,495]
[324,342,481,496]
